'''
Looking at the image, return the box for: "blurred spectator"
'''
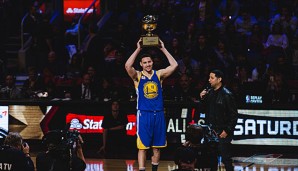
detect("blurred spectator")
[27,11,54,73]
[251,59,269,82]
[268,0,280,19]
[191,33,217,67]
[177,50,200,77]
[247,23,266,68]
[86,65,100,88]
[97,77,127,102]
[213,38,236,79]
[152,55,165,71]
[165,74,199,102]
[45,51,65,76]
[103,41,118,63]
[289,36,298,79]
[117,3,142,47]
[263,23,289,65]
[40,67,56,99]
[273,53,292,79]
[215,0,240,23]
[225,23,246,56]
[265,72,290,104]
[270,5,298,37]
[0,132,34,171]
[240,0,268,20]
[228,77,242,102]
[110,50,129,77]
[0,74,22,99]
[214,13,231,35]
[71,73,97,100]
[103,44,127,77]
[98,100,128,158]
[182,22,197,48]
[80,23,104,72]
[235,65,253,84]
[192,0,216,31]
[21,67,46,98]
[23,2,39,36]
[36,130,86,171]
[111,22,129,48]
[167,36,185,60]
[66,52,83,79]
[234,8,258,36]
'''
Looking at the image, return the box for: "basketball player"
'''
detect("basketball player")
[125,38,178,171]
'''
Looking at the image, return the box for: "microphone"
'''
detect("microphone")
[205,83,212,94]
[201,84,211,100]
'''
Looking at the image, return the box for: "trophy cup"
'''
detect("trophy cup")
[141,15,159,47]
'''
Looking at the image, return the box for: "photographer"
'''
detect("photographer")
[0,132,34,171]
[36,130,86,171]
[183,124,218,171]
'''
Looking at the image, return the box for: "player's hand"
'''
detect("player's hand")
[159,39,165,49]
[137,38,142,49]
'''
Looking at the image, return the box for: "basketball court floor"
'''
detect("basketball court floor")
[30,156,298,171]
[28,139,298,171]
[31,152,298,171]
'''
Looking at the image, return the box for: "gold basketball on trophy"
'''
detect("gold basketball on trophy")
[141,15,159,47]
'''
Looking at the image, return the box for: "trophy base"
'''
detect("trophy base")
[141,36,159,47]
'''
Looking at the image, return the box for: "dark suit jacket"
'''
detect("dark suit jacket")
[71,83,97,100]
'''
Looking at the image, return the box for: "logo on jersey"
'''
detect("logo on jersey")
[143,81,158,99]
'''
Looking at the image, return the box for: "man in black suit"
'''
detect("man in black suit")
[71,73,96,100]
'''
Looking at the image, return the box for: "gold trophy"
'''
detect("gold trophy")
[141,15,159,47]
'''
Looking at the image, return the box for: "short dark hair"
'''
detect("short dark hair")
[140,53,153,60]
[211,69,224,82]
[185,124,204,144]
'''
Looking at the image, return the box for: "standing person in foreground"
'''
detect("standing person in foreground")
[199,69,238,171]
[125,39,178,171]
[98,100,128,158]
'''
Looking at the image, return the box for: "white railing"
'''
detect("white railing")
[20,12,29,49]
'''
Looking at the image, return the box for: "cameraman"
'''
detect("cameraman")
[0,132,34,171]
[36,130,86,171]
[183,124,218,171]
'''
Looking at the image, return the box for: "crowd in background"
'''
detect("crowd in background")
[0,0,298,105]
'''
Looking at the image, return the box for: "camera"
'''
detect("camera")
[42,130,80,159]
[185,124,219,146]
[184,124,219,170]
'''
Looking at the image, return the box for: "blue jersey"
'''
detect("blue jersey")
[136,70,163,111]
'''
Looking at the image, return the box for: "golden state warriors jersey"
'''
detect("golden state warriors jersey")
[136,70,163,111]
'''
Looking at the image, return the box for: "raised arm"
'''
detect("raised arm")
[158,39,178,80]
[125,39,142,80]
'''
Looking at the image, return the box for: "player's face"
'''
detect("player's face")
[140,57,153,72]
[208,73,222,89]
